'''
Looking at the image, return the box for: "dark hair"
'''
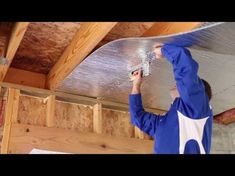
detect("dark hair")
[201,79,212,101]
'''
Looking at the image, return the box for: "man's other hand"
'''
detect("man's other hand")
[153,44,163,60]
[131,69,142,94]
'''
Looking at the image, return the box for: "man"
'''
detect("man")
[129,44,213,154]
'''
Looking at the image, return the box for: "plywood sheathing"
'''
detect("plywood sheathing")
[96,22,155,49]
[17,95,47,126]
[15,94,150,139]
[11,22,81,74]
[16,95,94,132]
[10,22,154,74]
[0,22,13,56]
[54,101,93,132]
[102,108,134,138]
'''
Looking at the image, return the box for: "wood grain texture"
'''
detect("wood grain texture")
[46,22,117,90]
[97,22,155,48]
[54,100,93,132]
[1,88,20,153]
[0,22,29,81]
[142,22,201,36]
[0,126,3,152]
[134,127,151,140]
[93,103,102,134]
[0,22,13,57]
[4,67,46,88]
[8,123,154,154]
[102,108,134,138]
[0,82,166,114]
[17,95,47,126]
[46,95,55,127]
[11,22,81,74]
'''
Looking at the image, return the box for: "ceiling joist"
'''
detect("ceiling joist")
[0,22,29,81]
[142,22,201,36]
[46,22,117,90]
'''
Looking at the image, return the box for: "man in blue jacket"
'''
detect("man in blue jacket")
[129,44,213,154]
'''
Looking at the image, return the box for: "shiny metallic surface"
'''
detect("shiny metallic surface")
[57,22,235,115]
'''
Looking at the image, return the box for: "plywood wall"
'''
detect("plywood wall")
[17,95,47,126]
[102,108,134,138]
[8,123,154,154]
[54,101,93,132]
[0,89,154,154]
[15,95,151,139]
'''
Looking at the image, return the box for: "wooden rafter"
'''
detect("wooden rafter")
[0,82,166,115]
[0,22,29,81]
[46,22,117,90]
[142,22,201,37]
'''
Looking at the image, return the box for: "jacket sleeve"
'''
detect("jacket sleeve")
[129,94,164,137]
[161,44,209,114]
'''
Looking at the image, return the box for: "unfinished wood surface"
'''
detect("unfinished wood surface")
[0,126,3,152]
[102,108,134,138]
[8,123,154,154]
[0,22,13,57]
[0,82,166,114]
[46,95,55,127]
[46,22,117,90]
[54,100,93,132]
[17,95,47,126]
[134,127,151,140]
[0,87,7,127]
[142,22,201,36]
[11,22,81,74]
[0,88,6,151]
[11,22,154,74]
[134,127,145,139]
[0,22,29,81]
[4,67,46,88]
[1,88,20,153]
[93,103,102,134]
[97,22,155,48]
[11,89,20,123]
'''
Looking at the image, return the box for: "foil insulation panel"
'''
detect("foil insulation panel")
[57,22,235,115]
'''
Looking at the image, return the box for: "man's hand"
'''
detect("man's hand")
[131,69,143,94]
[153,44,163,60]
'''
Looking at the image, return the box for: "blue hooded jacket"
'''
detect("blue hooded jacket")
[129,44,213,154]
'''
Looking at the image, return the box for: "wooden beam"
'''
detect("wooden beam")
[46,22,117,90]
[4,67,46,89]
[93,103,102,134]
[1,88,20,153]
[0,22,29,81]
[11,89,20,124]
[0,22,12,58]
[142,22,201,37]
[8,123,154,154]
[46,95,55,127]
[0,82,166,114]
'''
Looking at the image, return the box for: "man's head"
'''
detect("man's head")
[169,79,212,101]
[201,79,212,101]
